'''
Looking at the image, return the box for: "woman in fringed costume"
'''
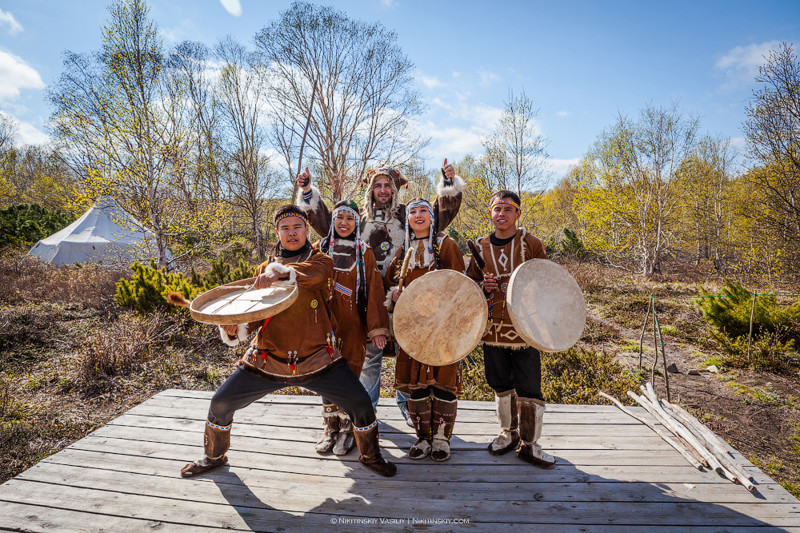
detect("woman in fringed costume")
[312,200,390,456]
[385,198,465,462]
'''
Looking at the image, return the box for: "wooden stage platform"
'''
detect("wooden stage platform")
[0,389,798,532]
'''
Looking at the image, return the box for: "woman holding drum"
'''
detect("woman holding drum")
[311,200,390,456]
[180,204,396,478]
[385,198,466,462]
[465,190,556,469]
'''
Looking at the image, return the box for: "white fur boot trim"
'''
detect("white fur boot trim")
[431,437,450,461]
[490,429,516,453]
[333,414,355,456]
[409,438,431,460]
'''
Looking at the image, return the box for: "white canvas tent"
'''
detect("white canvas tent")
[28,195,172,266]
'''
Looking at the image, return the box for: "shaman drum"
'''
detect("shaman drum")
[393,270,487,366]
[506,259,585,352]
[189,277,298,326]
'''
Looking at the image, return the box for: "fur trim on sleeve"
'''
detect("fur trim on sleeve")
[265,262,297,283]
[384,285,399,310]
[436,175,466,198]
[367,328,391,340]
[219,323,249,347]
[298,185,323,212]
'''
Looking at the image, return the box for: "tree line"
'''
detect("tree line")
[0,0,797,283]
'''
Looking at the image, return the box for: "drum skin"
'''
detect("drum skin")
[190,277,298,325]
[506,259,585,352]
[393,270,488,366]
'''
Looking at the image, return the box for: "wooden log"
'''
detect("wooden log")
[662,399,756,491]
[597,391,703,470]
[627,390,735,483]
[637,385,742,488]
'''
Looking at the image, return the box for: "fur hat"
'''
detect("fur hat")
[363,166,407,219]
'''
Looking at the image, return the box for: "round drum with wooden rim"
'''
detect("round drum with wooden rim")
[189,277,298,325]
[393,270,487,366]
[506,259,585,352]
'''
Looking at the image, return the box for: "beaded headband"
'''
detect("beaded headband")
[490,197,521,211]
[332,205,360,221]
[274,211,308,227]
[406,199,434,219]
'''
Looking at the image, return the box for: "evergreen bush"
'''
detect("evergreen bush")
[0,204,74,247]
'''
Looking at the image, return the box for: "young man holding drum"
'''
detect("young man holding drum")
[465,190,556,469]
[180,205,396,478]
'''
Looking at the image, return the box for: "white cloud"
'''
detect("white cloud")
[416,71,443,90]
[555,110,570,117]
[220,0,242,17]
[715,41,780,81]
[160,20,201,44]
[428,125,485,158]
[379,0,398,7]
[0,9,23,35]
[478,69,501,86]
[0,51,44,101]
[16,119,50,146]
[546,157,580,178]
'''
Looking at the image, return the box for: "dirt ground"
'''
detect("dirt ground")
[586,307,800,498]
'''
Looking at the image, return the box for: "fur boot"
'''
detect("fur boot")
[517,397,555,469]
[333,411,356,456]
[407,394,432,459]
[315,404,340,454]
[488,390,520,455]
[430,397,457,462]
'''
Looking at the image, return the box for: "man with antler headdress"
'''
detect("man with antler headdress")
[296,162,465,418]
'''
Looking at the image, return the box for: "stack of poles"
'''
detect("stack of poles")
[600,384,756,493]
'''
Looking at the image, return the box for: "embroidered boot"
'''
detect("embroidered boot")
[488,390,520,455]
[353,423,397,477]
[181,421,230,478]
[314,404,340,454]
[517,397,555,469]
[406,394,432,459]
[430,397,457,462]
[333,412,356,456]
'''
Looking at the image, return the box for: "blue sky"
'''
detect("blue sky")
[1,0,799,181]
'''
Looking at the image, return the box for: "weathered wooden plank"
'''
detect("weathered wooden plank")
[126,404,655,437]
[157,389,635,413]
[87,424,693,466]
[15,460,797,508]
[50,439,779,487]
[1,478,797,528]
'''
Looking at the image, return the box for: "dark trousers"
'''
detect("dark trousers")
[483,344,544,401]
[208,364,376,428]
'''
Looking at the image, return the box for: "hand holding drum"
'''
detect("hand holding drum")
[506,259,586,352]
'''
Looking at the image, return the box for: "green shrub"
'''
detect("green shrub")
[543,348,642,404]
[697,280,800,372]
[116,258,256,314]
[0,204,74,247]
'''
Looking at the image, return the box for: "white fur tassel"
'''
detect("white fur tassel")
[219,323,249,347]
[436,175,466,198]
[265,262,297,283]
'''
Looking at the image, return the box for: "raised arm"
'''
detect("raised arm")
[295,169,332,237]
[433,158,466,233]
